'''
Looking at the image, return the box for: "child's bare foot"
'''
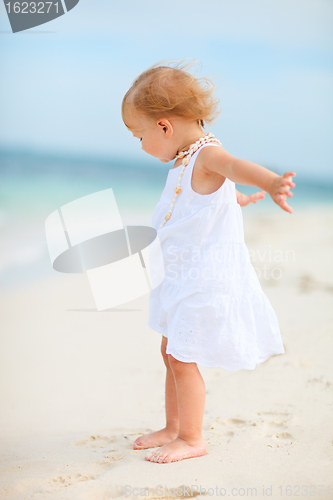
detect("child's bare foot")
[133,427,179,450]
[145,436,207,463]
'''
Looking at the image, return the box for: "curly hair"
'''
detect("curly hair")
[121,58,221,129]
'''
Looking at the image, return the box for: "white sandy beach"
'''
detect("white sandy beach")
[0,205,332,499]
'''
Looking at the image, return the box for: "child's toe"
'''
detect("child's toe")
[133,439,143,449]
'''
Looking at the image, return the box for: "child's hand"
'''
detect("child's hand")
[236,189,266,207]
[268,172,296,213]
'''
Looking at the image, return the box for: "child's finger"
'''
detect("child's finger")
[283,171,296,178]
[281,178,296,188]
[280,201,292,213]
[278,195,293,213]
[249,192,264,203]
[278,185,292,195]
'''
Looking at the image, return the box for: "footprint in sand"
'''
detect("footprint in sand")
[307,376,333,389]
[48,473,96,488]
[263,421,294,440]
[74,433,140,466]
[208,417,248,443]
[209,412,297,448]
[263,420,287,433]
[47,442,126,493]
[259,412,296,445]
[75,433,134,451]
[299,274,333,294]
[98,452,126,466]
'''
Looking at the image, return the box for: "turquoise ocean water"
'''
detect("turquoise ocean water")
[1,148,332,293]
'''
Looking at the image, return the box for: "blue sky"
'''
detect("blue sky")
[0,0,332,180]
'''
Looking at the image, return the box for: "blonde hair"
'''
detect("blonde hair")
[121,59,221,129]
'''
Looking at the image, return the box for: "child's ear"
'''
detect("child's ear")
[157,120,168,132]
[157,119,173,137]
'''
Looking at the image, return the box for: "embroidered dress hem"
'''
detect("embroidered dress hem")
[148,285,285,371]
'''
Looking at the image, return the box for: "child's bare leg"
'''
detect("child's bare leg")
[133,336,179,449]
[145,354,207,463]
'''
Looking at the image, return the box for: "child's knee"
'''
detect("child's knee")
[168,354,196,373]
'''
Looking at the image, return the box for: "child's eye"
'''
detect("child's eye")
[139,138,142,142]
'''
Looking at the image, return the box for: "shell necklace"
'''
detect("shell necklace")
[159,132,222,228]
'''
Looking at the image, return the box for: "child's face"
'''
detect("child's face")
[125,108,177,163]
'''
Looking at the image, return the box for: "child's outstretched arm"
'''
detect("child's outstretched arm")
[200,147,296,213]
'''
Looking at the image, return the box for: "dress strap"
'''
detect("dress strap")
[190,141,222,162]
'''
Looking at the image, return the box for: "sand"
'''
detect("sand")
[0,205,332,499]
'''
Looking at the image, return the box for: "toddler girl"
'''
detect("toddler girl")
[121,60,296,464]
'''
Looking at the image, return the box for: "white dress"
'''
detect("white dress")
[147,142,285,371]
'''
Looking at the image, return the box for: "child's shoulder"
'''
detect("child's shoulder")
[192,146,227,195]
[196,143,228,176]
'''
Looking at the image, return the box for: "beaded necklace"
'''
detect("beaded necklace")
[159,132,222,228]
